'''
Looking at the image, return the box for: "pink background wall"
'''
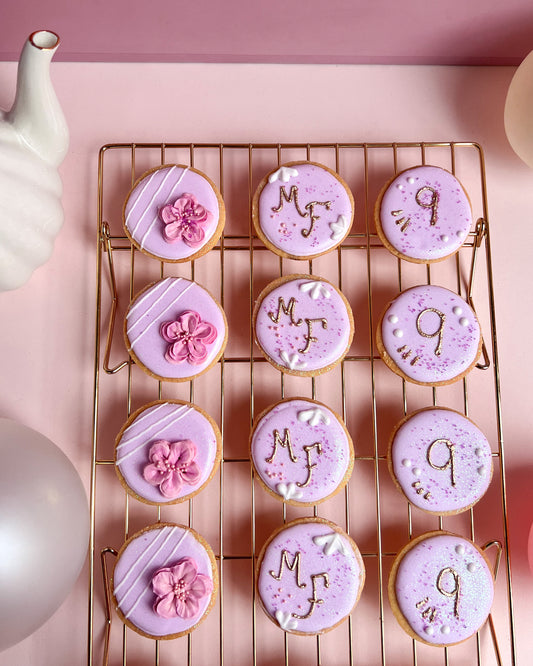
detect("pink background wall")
[3,0,533,64]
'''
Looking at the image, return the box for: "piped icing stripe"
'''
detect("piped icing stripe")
[127,167,179,235]
[114,526,176,597]
[138,167,190,249]
[116,406,192,465]
[126,277,174,320]
[120,402,168,439]
[127,281,195,349]
[122,529,189,619]
[126,278,179,331]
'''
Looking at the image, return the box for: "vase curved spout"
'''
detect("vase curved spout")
[0,30,69,291]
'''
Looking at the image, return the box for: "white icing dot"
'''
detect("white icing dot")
[407,177,415,184]
[397,184,404,190]
[457,230,466,238]
[402,458,412,468]
[440,235,449,243]
[388,314,399,324]
[455,544,465,555]
[441,625,451,635]
[452,306,463,316]
[424,626,435,636]
[393,329,404,338]
[413,467,422,477]
[467,562,476,573]
[477,466,486,477]
[459,317,469,327]
[475,448,483,457]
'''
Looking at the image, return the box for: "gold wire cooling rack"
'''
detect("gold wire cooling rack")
[89,141,516,666]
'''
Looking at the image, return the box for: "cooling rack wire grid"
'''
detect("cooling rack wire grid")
[89,141,516,666]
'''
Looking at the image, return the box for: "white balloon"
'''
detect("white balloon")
[0,418,89,652]
[504,50,533,169]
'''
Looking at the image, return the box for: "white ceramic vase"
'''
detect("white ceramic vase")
[0,30,69,291]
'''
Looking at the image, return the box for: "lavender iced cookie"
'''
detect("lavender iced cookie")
[375,165,472,263]
[115,400,222,505]
[253,274,354,376]
[250,398,354,506]
[252,161,354,260]
[256,518,365,635]
[389,531,494,646]
[376,284,481,386]
[112,522,218,639]
[123,164,225,262]
[124,277,227,382]
[388,407,493,515]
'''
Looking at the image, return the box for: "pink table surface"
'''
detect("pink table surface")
[0,61,531,664]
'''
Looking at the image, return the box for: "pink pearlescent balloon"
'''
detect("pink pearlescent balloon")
[0,418,89,652]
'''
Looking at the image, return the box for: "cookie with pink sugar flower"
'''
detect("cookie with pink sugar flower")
[124,276,228,382]
[112,522,218,639]
[123,164,225,262]
[114,400,222,505]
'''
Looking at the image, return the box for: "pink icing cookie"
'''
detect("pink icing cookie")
[112,522,218,639]
[123,164,225,262]
[377,284,481,386]
[250,398,353,505]
[375,165,472,263]
[124,277,227,382]
[256,518,365,635]
[389,531,494,646]
[388,408,493,515]
[115,400,222,505]
[253,274,354,376]
[252,161,354,260]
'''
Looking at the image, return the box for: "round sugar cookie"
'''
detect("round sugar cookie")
[253,274,353,376]
[375,165,472,263]
[389,531,494,646]
[124,276,227,382]
[252,161,354,260]
[112,522,218,639]
[388,407,493,515]
[256,517,365,635]
[376,284,481,386]
[123,164,225,262]
[115,400,222,505]
[250,398,354,506]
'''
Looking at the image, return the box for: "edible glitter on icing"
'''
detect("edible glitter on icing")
[251,398,352,504]
[257,162,353,258]
[258,520,363,634]
[380,285,481,384]
[394,534,494,645]
[255,277,352,375]
[378,166,472,262]
[390,408,492,514]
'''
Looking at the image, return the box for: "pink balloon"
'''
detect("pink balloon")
[0,418,89,652]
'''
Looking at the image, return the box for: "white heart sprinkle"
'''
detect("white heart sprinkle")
[275,610,298,631]
[268,166,299,183]
[298,408,330,426]
[279,351,307,370]
[276,482,303,501]
[299,281,331,300]
[313,532,349,557]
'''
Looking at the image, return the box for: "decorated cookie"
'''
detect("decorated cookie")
[123,164,225,262]
[112,522,218,639]
[115,400,221,505]
[376,284,481,386]
[256,518,365,635]
[252,161,354,260]
[124,276,227,382]
[388,408,493,515]
[250,398,353,505]
[253,274,353,376]
[375,165,472,263]
[389,531,494,646]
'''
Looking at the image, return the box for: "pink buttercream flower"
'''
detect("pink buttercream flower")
[159,193,212,247]
[160,310,217,365]
[143,439,201,499]
[152,557,213,619]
